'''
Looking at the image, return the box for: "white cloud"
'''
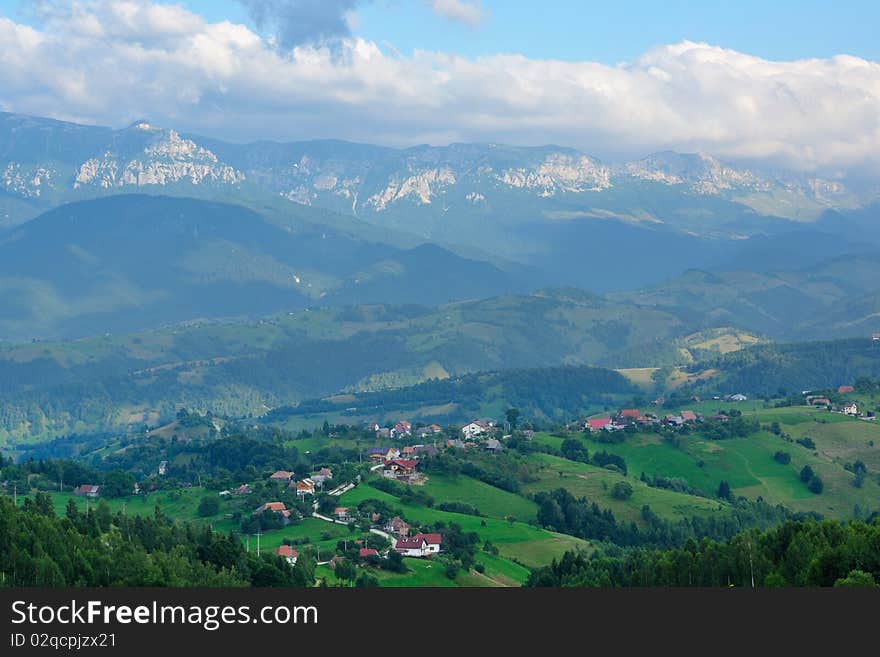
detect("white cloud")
[428,0,484,27]
[1,1,879,175]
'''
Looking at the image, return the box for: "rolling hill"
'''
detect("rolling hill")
[4,111,880,294]
[0,194,519,339]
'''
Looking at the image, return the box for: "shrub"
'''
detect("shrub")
[799,465,814,482]
[197,496,220,517]
[610,481,634,500]
[796,437,816,450]
[773,451,791,464]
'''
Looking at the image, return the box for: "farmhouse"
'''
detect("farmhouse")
[359,548,378,559]
[385,516,411,536]
[413,445,439,459]
[334,507,352,521]
[680,410,698,423]
[383,459,419,480]
[585,418,611,433]
[484,438,504,452]
[395,533,442,557]
[274,545,299,565]
[393,421,412,438]
[73,484,100,498]
[269,470,294,483]
[395,536,427,556]
[838,385,855,394]
[254,502,292,525]
[234,484,252,495]
[461,420,491,439]
[844,402,859,416]
[294,479,316,496]
[418,533,442,554]
[367,446,400,461]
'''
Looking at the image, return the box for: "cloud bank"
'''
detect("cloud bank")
[427,0,484,27]
[1,0,879,175]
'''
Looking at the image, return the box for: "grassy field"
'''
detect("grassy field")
[530,399,880,520]
[338,481,589,570]
[420,472,539,522]
[521,451,726,525]
[315,557,508,588]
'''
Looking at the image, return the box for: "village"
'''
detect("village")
[51,379,879,585]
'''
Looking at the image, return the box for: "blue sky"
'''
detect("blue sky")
[3,0,879,63]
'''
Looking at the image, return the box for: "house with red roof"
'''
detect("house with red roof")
[585,418,611,433]
[73,484,100,498]
[416,533,442,555]
[359,548,379,559]
[394,532,441,557]
[619,409,642,422]
[269,470,294,483]
[385,516,411,536]
[274,545,299,565]
[254,502,292,525]
[838,385,855,394]
[395,536,427,556]
[680,410,698,423]
[461,420,491,439]
[383,459,419,480]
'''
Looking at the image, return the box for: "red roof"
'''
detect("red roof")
[359,548,378,557]
[275,545,298,558]
[415,532,441,545]
[620,409,642,418]
[680,410,697,421]
[258,502,286,513]
[396,536,426,550]
[587,418,611,429]
[384,459,419,470]
[838,385,855,394]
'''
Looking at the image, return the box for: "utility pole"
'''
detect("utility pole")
[256,531,262,555]
[747,538,755,589]
[245,535,250,553]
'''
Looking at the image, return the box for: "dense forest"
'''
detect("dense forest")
[266,364,638,424]
[0,493,314,587]
[691,337,880,396]
[532,487,806,549]
[527,518,880,587]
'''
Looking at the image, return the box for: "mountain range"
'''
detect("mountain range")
[4,111,880,294]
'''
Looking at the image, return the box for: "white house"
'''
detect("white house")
[394,533,442,557]
[844,402,859,416]
[461,420,490,439]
